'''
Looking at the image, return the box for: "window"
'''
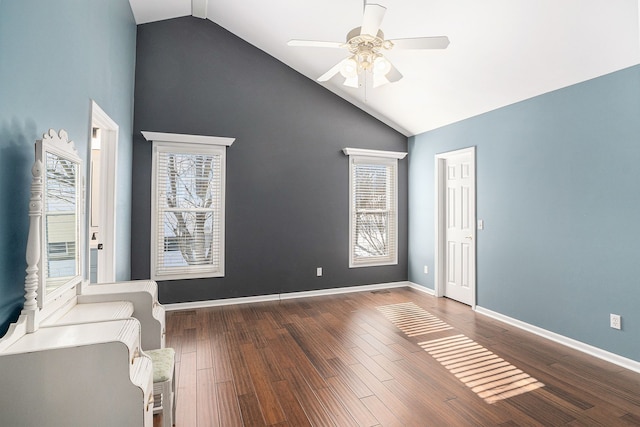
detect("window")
[145,132,234,281]
[344,148,406,268]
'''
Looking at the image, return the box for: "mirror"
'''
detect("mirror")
[36,129,83,308]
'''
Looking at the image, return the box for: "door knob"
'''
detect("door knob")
[465,236,473,240]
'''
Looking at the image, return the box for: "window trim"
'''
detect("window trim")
[144,131,234,281]
[343,147,407,268]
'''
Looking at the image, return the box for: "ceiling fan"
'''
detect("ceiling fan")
[287,2,450,88]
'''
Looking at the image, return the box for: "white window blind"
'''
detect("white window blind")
[344,148,405,268]
[351,157,397,266]
[150,140,228,280]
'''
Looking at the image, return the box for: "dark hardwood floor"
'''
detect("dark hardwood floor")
[153,287,640,426]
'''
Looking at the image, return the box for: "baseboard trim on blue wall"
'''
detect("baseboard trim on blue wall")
[406,281,435,296]
[164,281,412,311]
[475,305,640,374]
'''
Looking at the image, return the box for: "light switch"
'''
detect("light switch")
[477,219,484,230]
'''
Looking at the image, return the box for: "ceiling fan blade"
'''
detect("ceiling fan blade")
[360,3,386,37]
[386,62,403,82]
[287,40,344,49]
[389,36,450,50]
[317,58,350,82]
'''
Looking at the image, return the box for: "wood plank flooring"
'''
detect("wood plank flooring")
[154,288,640,426]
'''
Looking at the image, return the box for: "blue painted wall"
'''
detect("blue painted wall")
[0,0,136,335]
[409,65,640,361]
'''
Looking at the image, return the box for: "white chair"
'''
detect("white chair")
[146,348,176,427]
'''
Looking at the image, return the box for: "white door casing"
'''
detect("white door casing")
[89,101,118,283]
[435,147,476,306]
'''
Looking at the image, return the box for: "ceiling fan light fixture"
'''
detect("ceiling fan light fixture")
[373,56,392,76]
[340,57,359,78]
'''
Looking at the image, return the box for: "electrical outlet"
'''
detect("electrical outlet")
[423,265,429,274]
[610,314,621,330]
[316,267,322,277]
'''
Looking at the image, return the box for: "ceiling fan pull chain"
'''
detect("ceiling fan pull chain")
[364,71,368,103]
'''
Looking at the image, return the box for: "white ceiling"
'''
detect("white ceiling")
[129,0,640,136]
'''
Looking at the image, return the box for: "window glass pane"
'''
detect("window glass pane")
[349,154,398,267]
[162,153,220,210]
[153,145,225,279]
[355,164,388,211]
[160,211,216,269]
[355,211,389,258]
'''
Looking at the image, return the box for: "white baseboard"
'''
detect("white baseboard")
[406,281,435,296]
[475,306,640,374]
[164,281,411,311]
[279,281,409,300]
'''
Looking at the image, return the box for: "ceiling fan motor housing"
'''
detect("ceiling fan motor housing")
[346,27,392,70]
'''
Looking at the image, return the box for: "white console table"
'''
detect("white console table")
[0,130,167,426]
[0,319,154,426]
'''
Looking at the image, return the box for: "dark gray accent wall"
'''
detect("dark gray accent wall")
[132,17,408,304]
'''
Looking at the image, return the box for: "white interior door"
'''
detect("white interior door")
[436,147,476,306]
[89,101,118,283]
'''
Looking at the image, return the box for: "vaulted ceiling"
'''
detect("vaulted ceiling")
[129,0,640,136]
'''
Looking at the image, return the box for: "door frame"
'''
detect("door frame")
[89,100,118,283]
[434,146,476,308]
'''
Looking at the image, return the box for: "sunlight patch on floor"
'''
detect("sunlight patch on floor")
[419,334,545,404]
[376,302,544,404]
[376,302,453,336]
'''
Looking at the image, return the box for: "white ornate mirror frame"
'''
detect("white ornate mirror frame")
[1,128,165,351]
[19,129,84,332]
